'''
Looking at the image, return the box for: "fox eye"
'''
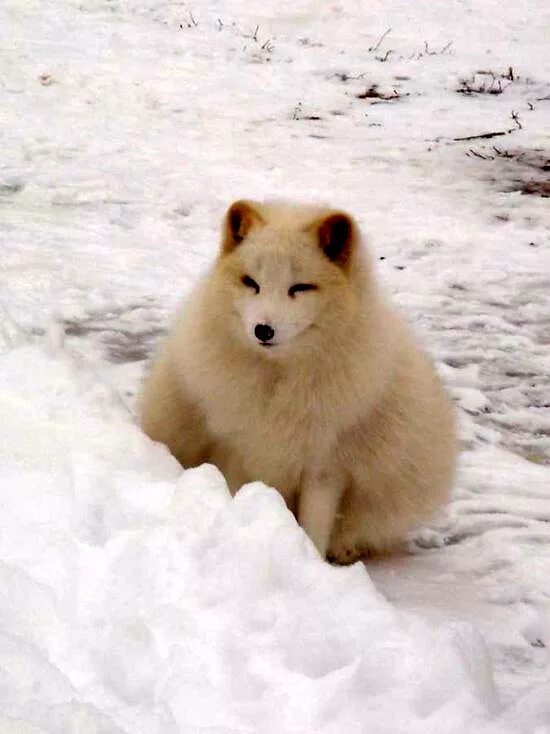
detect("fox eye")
[288,283,318,298]
[241,275,260,294]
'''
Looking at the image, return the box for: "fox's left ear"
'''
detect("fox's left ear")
[315,211,356,269]
[222,200,264,254]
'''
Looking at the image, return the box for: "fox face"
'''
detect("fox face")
[212,200,362,356]
[236,248,321,350]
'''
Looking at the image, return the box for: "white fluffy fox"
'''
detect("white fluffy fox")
[139,200,457,563]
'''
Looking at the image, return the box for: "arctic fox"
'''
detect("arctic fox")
[139,200,456,563]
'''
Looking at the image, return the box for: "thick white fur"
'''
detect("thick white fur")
[139,201,457,563]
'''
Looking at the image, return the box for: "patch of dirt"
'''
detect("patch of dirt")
[62,302,166,363]
[468,146,550,198]
[496,148,550,198]
[355,84,408,102]
[0,180,25,196]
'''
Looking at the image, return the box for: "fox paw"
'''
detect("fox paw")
[326,540,364,565]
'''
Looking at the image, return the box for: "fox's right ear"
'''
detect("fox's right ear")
[222,200,264,254]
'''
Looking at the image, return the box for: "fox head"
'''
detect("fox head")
[208,199,369,358]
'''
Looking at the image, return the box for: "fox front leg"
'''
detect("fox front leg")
[298,469,345,559]
[139,349,211,468]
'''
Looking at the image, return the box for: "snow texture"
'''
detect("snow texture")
[1,0,549,732]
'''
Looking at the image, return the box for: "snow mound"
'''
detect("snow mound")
[0,344,521,733]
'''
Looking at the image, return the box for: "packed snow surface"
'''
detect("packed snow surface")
[1,0,549,732]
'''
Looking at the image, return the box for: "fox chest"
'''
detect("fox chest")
[203,383,315,449]
[195,371,331,487]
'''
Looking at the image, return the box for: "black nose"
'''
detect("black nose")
[254,323,275,343]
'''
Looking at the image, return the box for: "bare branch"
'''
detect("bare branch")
[369,28,391,53]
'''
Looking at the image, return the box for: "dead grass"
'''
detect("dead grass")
[457,68,515,96]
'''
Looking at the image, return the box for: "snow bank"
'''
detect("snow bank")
[0,344,519,733]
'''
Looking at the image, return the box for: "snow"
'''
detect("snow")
[1,0,549,731]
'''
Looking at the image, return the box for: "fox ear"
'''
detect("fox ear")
[316,212,355,268]
[222,200,263,254]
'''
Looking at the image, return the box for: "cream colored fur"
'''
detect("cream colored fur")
[139,200,457,563]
